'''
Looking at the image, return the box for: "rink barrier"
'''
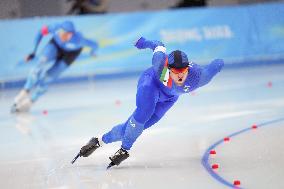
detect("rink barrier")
[201,117,284,189]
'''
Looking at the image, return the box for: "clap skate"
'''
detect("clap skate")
[107,148,129,169]
[71,137,101,164]
[11,90,32,113]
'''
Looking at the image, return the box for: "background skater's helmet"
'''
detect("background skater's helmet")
[61,21,75,33]
[168,50,189,69]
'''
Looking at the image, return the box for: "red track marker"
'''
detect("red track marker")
[233,180,241,186]
[267,81,272,88]
[115,100,121,106]
[211,164,219,170]
[43,110,48,115]
[210,150,216,155]
[224,137,230,142]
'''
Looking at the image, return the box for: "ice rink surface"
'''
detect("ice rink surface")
[1,64,284,189]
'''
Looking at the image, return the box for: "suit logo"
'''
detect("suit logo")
[130,119,136,128]
[183,85,190,92]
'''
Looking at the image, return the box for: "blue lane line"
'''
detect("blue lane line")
[201,117,284,189]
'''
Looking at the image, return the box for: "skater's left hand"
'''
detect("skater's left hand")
[134,37,146,49]
[25,53,35,62]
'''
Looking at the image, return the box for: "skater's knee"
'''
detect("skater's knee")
[124,116,144,137]
[133,110,151,124]
[144,114,161,129]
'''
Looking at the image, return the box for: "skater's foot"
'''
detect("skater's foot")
[10,103,20,113]
[14,90,29,104]
[107,148,129,169]
[11,97,32,113]
[11,90,32,113]
[80,137,101,157]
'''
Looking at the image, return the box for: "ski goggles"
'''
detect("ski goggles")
[169,67,189,74]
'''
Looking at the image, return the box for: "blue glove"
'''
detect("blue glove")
[134,37,147,49]
[211,59,224,72]
[25,52,35,62]
[134,37,165,51]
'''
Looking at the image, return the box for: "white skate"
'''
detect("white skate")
[11,91,33,113]
[14,90,29,104]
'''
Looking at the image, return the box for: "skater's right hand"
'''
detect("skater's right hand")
[25,53,35,62]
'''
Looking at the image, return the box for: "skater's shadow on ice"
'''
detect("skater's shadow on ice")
[111,164,164,170]
[72,157,198,171]
[73,163,164,171]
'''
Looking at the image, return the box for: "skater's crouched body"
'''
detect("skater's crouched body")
[77,37,224,168]
[12,21,98,113]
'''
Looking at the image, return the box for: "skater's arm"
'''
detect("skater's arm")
[134,37,165,51]
[25,24,54,62]
[81,37,98,56]
[134,37,167,70]
[32,24,54,54]
[197,59,224,88]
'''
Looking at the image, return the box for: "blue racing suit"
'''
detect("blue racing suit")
[102,37,224,150]
[24,21,98,102]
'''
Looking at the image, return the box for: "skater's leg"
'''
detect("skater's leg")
[102,95,177,144]
[30,60,68,102]
[11,43,58,113]
[121,77,160,150]
[106,92,159,168]
[102,75,160,150]
[23,42,58,92]
[102,118,130,144]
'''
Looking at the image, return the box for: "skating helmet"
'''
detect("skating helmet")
[61,21,75,33]
[168,50,189,69]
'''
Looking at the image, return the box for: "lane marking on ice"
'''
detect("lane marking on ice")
[201,117,284,189]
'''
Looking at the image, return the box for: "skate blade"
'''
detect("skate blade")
[107,162,115,169]
[71,153,80,164]
[10,104,19,114]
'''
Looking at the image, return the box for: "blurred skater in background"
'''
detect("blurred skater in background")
[11,20,98,113]
[76,37,224,168]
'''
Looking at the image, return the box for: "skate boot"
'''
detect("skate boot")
[11,96,32,113]
[79,137,101,157]
[71,137,103,164]
[14,90,29,104]
[107,148,129,169]
[11,90,30,113]
[11,104,20,113]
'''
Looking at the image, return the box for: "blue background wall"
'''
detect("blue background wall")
[0,2,284,88]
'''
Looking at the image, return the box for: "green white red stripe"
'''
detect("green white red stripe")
[159,58,172,88]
